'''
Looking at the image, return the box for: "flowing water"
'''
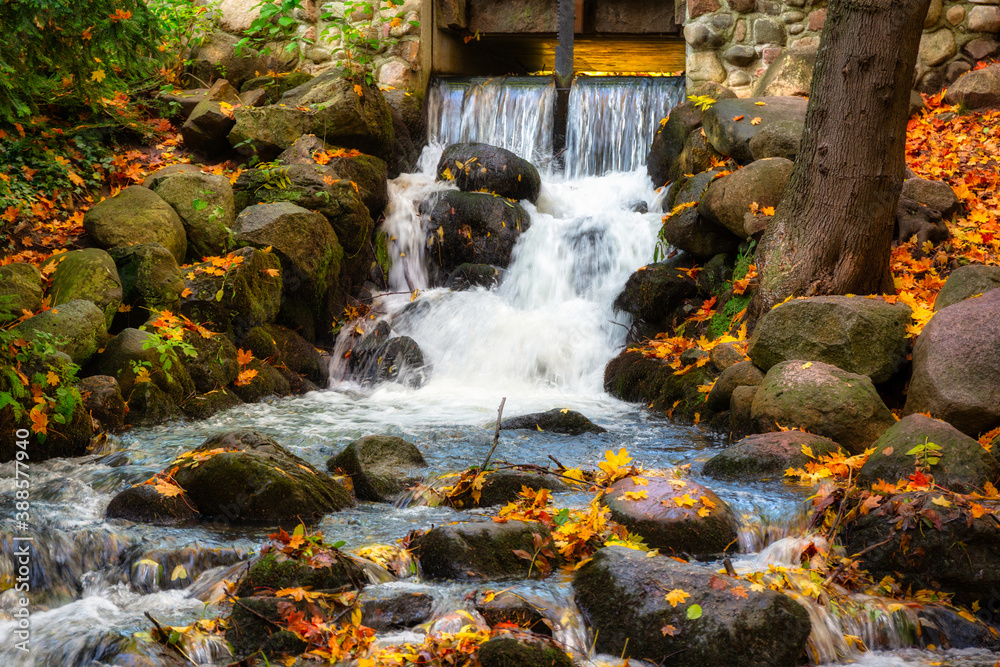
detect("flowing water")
[1,76,996,666]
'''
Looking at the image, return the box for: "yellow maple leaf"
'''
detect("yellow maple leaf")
[598,447,633,478]
[931,495,952,508]
[235,368,258,386]
[91,69,106,83]
[622,490,648,501]
[673,494,697,508]
[152,479,183,498]
[46,370,60,386]
[664,588,691,607]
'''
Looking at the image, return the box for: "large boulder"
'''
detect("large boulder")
[660,206,741,261]
[904,289,1000,437]
[110,243,185,315]
[240,324,327,384]
[605,477,738,557]
[934,264,1000,311]
[752,361,896,454]
[172,429,354,524]
[943,63,1000,109]
[0,262,42,323]
[748,296,911,383]
[94,327,195,408]
[858,414,1000,493]
[83,187,187,263]
[228,73,394,161]
[43,248,122,328]
[410,520,558,581]
[647,103,706,187]
[612,263,698,329]
[105,483,200,526]
[437,143,541,203]
[901,176,960,218]
[500,409,605,435]
[180,246,282,337]
[574,547,812,667]
[78,375,127,432]
[752,48,816,97]
[425,191,530,273]
[705,360,764,412]
[327,435,427,502]
[748,119,804,162]
[11,300,108,365]
[699,158,794,238]
[233,202,343,340]
[147,165,236,260]
[704,431,841,481]
[701,97,809,164]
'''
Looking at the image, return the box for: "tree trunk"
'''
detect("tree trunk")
[749,0,931,320]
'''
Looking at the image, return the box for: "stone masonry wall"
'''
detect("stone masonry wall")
[684,0,1000,97]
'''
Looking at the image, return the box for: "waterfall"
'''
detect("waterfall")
[564,75,687,178]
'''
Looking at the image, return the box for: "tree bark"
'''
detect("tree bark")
[749,0,931,320]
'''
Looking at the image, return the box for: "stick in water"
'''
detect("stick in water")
[480,397,507,472]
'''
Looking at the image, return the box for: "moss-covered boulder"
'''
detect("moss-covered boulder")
[228,73,393,161]
[604,349,712,421]
[702,96,809,164]
[425,190,530,274]
[410,520,559,581]
[11,299,108,364]
[437,143,542,204]
[180,80,243,155]
[452,469,569,508]
[276,134,389,220]
[478,637,573,667]
[181,331,239,393]
[225,595,307,660]
[752,361,896,454]
[612,262,699,329]
[83,186,187,263]
[0,262,42,324]
[474,590,552,635]
[574,546,811,667]
[748,296,912,384]
[500,408,606,435]
[904,289,1000,437]
[180,246,282,337]
[229,359,292,403]
[93,327,195,408]
[171,429,354,524]
[606,477,738,557]
[241,71,315,102]
[703,431,841,481]
[858,414,1000,493]
[327,435,427,502]
[181,388,244,420]
[0,369,95,463]
[934,264,1000,312]
[147,165,235,260]
[105,483,200,526]
[43,248,122,328]
[233,202,343,341]
[235,550,367,598]
[78,375,127,432]
[699,157,794,238]
[240,324,326,384]
[110,243,185,315]
[748,118,804,161]
[753,47,816,97]
[705,360,764,412]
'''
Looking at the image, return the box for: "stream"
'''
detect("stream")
[1,75,998,666]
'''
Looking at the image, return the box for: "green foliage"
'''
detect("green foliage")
[907,438,943,472]
[148,0,220,83]
[237,0,312,57]
[0,0,164,122]
[322,0,418,85]
[706,243,756,339]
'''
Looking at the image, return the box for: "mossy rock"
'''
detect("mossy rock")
[241,70,315,101]
[934,264,1000,312]
[327,435,427,502]
[43,248,123,328]
[78,375,127,432]
[410,520,559,581]
[0,262,43,324]
[699,158,794,238]
[235,550,367,598]
[240,324,326,384]
[604,350,712,422]
[230,359,291,403]
[180,388,244,421]
[171,429,354,524]
[181,331,239,393]
[0,391,94,463]
[478,637,573,667]
[501,408,606,435]
[350,321,427,387]
[647,102,705,188]
[613,262,699,328]
[661,206,741,262]
[437,142,542,203]
[147,165,235,260]
[83,186,187,263]
[705,360,764,412]
[703,431,841,481]
[94,327,195,404]
[425,190,530,273]
[465,470,569,508]
[110,243,185,314]
[105,483,200,526]
[11,299,108,365]
[125,381,182,426]
[225,595,307,660]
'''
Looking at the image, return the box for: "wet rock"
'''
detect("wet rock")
[229,359,291,403]
[130,545,248,593]
[943,63,1000,109]
[574,546,812,667]
[604,349,712,421]
[748,295,912,383]
[904,289,1000,437]
[182,388,244,420]
[78,375,127,432]
[752,361,896,454]
[463,470,569,508]
[147,165,236,260]
[706,360,764,412]
[95,327,195,408]
[858,414,1000,493]
[182,331,239,393]
[180,246,282,338]
[748,118,804,161]
[235,549,367,598]
[934,264,1000,311]
[606,477,738,557]
[228,73,393,161]
[703,431,841,481]
[752,48,816,97]
[351,321,427,387]
[841,491,1000,608]
[426,190,530,273]
[672,169,724,208]
[0,371,95,463]
[647,103,705,187]
[105,483,200,526]
[902,176,960,218]
[240,324,327,384]
[475,590,552,635]
[709,341,746,372]
[699,157,794,238]
[0,262,42,324]
[327,435,427,502]
[673,130,726,181]
[438,142,541,204]
[411,520,559,581]
[446,263,503,291]
[83,186,187,263]
[501,409,606,435]
[478,637,573,667]
[226,595,307,660]
[11,299,108,365]
[43,248,123,328]
[660,206,741,261]
[612,263,698,329]
[360,588,435,631]
[729,385,757,440]
[702,96,809,164]
[173,429,354,524]
[110,243,185,315]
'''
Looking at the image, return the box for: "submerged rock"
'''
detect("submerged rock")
[437,142,542,203]
[410,520,559,581]
[446,263,503,291]
[500,409,606,435]
[351,321,427,387]
[478,637,573,667]
[703,431,841,481]
[574,546,812,667]
[327,435,427,502]
[360,588,435,631]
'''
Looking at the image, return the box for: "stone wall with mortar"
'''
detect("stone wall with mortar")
[683,0,1000,97]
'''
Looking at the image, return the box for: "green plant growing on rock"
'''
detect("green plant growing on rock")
[321,0,418,85]
[237,0,312,57]
[148,0,220,84]
[907,438,943,474]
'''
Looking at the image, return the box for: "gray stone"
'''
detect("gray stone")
[702,96,808,164]
[925,0,943,27]
[947,6,966,26]
[748,119,803,161]
[411,520,558,581]
[969,6,1000,32]
[699,157,794,237]
[752,48,816,97]
[963,38,1000,62]
[723,45,757,67]
[328,435,426,502]
[935,264,1000,311]
[920,30,957,67]
[727,70,753,88]
[902,177,960,218]
[706,360,764,412]
[687,51,727,83]
[753,18,786,46]
[944,63,1000,108]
